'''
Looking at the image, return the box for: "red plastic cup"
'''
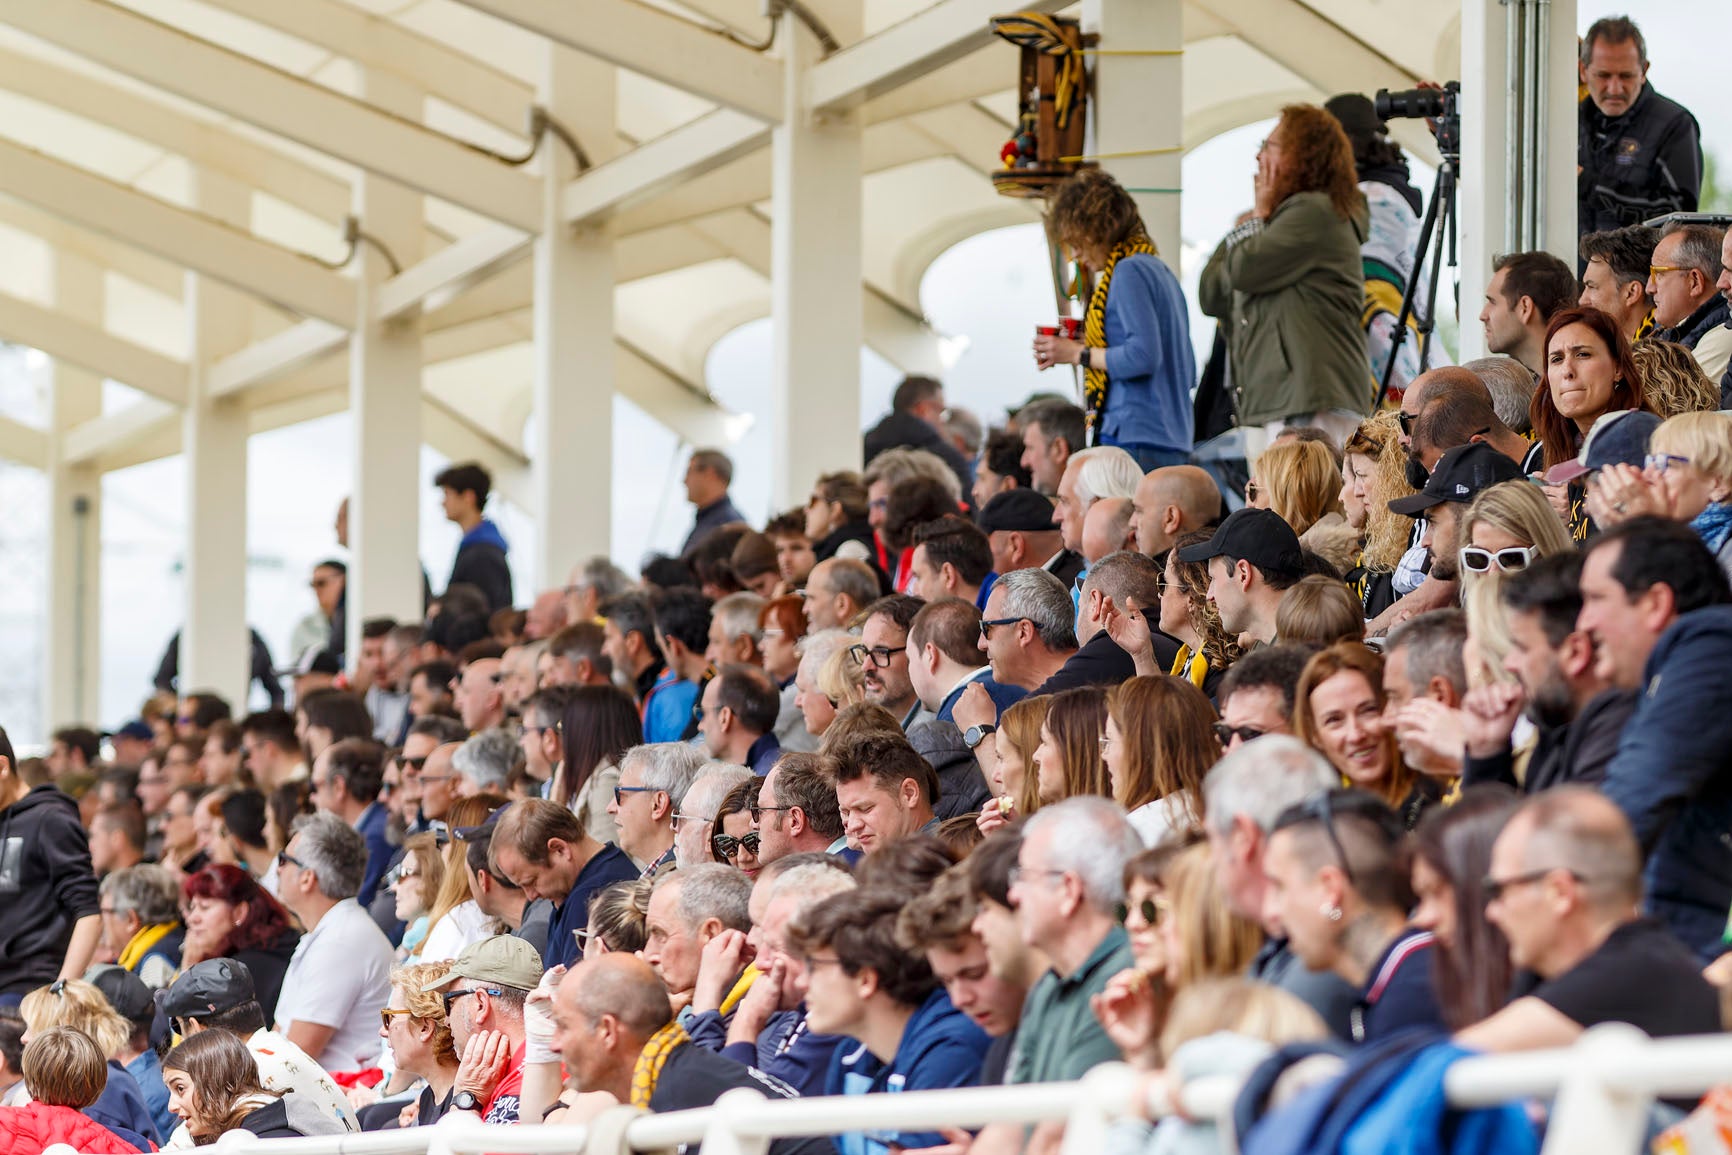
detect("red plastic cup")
[1035,325,1060,337]
[1060,317,1083,339]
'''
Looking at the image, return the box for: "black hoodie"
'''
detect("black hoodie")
[0,785,100,996]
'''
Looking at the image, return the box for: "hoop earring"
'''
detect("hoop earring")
[1321,904,1343,922]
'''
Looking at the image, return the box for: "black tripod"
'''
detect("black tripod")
[1372,147,1459,410]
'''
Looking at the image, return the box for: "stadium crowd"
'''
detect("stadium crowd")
[3,15,1731,1154]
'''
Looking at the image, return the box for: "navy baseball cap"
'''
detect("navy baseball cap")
[1543,410,1662,484]
[1388,442,1526,516]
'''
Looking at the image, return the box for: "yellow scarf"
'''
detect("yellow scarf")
[1082,235,1159,442]
[719,965,760,1016]
[119,922,176,972]
[630,1021,691,1108]
[1168,645,1208,690]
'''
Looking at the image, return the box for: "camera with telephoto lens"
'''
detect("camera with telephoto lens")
[1374,80,1460,160]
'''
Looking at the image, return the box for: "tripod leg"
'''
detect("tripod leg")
[1373,164,1446,410]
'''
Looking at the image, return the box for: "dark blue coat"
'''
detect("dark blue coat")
[826,988,991,1155]
[1602,605,1732,960]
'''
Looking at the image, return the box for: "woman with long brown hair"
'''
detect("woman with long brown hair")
[1200,104,1372,444]
[1532,305,1654,541]
[1410,786,1519,1030]
[1032,167,1194,470]
[974,694,1052,835]
[1031,686,1110,805]
[1293,643,1441,829]
[1103,677,1218,846]
[549,685,640,845]
[163,1029,344,1142]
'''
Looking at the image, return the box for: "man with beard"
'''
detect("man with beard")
[1387,443,1525,585]
[1459,553,1635,792]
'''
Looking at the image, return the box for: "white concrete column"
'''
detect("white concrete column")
[1459,0,1578,360]
[181,174,252,710]
[1083,0,1182,261]
[770,1,864,511]
[348,69,427,662]
[534,45,616,588]
[43,253,103,728]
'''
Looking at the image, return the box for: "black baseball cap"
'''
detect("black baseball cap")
[158,958,257,1020]
[1174,508,1303,574]
[91,965,155,1024]
[1388,442,1526,516]
[454,805,504,841]
[977,489,1060,534]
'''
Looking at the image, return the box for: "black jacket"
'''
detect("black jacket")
[1602,606,1732,960]
[813,520,890,594]
[1032,630,1179,696]
[1043,548,1087,592]
[908,720,991,820]
[1655,295,1731,352]
[0,785,100,996]
[449,524,514,613]
[1578,84,1702,234]
[1462,687,1638,795]
[864,411,975,499]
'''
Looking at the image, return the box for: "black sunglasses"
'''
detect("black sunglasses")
[1212,722,1266,746]
[712,831,761,861]
[1114,898,1163,926]
[440,986,503,1013]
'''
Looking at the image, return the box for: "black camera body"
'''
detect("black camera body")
[1375,80,1461,160]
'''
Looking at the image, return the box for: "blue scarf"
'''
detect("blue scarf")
[1692,501,1732,557]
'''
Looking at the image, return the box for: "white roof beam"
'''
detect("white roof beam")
[1205,0,1421,99]
[0,200,183,300]
[61,398,179,466]
[806,0,1065,111]
[0,0,541,232]
[375,226,532,322]
[193,0,534,137]
[0,288,188,404]
[207,319,349,397]
[0,414,48,470]
[860,47,1004,123]
[451,0,785,124]
[563,111,771,225]
[0,136,358,326]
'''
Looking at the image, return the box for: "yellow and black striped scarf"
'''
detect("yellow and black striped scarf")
[1082,236,1158,441]
[630,1020,690,1108]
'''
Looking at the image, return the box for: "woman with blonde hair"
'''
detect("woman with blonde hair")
[417,793,507,963]
[1252,439,1357,571]
[1592,410,1732,581]
[389,832,445,964]
[1294,643,1440,829]
[19,980,159,1145]
[975,694,1053,834]
[1342,413,1419,618]
[1456,479,1574,586]
[1634,339,1720,418]
[378,961,461,1126]
[1031,687,1111,805]
[1103,677,1218,846]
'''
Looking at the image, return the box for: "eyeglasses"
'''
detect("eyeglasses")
[1244,480,1263,502]
[440,987,502,1013]
[1212,722,1266,746]
[1295,793,1354,885]
[669,813,707,833]
[380,1008,418,1029]
[1481,867,1582,903]
[1097,732,1115,752]
[1007,864,1068,889]
[1114,897,1168,926]
[978,617,1026,640]
[1645,453,1691,473]
[400,755,429,771]
[1397,410,1418,434]
[614,785,655,805]
[1649,264,1686,279]
[277,851,305,872]
[848,644,907,668]
[751,804,794,823]
[712,831,762,861]
[1459,545,1537,574]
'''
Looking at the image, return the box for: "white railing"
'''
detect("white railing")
[44,1024,1732,1155]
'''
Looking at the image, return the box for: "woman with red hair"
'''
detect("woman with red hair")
[1201,104,1373,445]
[179,864,301,1020]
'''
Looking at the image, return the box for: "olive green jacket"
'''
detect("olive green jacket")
[1200,190,1373,426]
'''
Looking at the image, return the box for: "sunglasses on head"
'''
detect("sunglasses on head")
[1458,545,1537,574]
[712,831,761,861]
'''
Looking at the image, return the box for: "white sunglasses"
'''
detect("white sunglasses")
[1459,545,1537,574]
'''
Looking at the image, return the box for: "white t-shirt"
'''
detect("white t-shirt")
[1127,795,1194,849]
[418,900,495,965]
[275,897,394,1072]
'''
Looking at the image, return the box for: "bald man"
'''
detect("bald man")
[1398,367,1489,452]
[1129,465,1221,557]
[1079,498,1134,565]
[1457,788,1717,1055]
[544,955,829,1155]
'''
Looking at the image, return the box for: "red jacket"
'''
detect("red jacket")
[0,1102,143,1154]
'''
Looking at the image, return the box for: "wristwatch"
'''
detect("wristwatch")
[963,723,997,750]
[452,1090,485,1114]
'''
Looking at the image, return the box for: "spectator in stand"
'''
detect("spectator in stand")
[1129,465,1221,559]
[881,476,963,594]
[972,428,1033,514]
[754,753,849,864]
[865,376,976,497]
[681,448,747,553]
[1200,105,1370,445]
[544,685,636,847]
[793,885,991,1155]
[297,689,373,765]
[1017,398,1088,497]
[699,664,782,776]
[89,804,146,878]
[19,980,158,1147]
[162,1028,346,1141]
[1273,574,1366,649]
[1179,507,1306,647]
[1577,517,1732,957]
[705,592,766,671]
[544,622,613,689]
[907,597,1024,733]
[564,557,634,627]
[1044,550,1168,694]
[0,727,100,998]
[649,587,711,742]
[1252,439,1358,573]
[644,864,753,1021]
[909,515,997,608]
[434,462,512,613]
[759,597,817,756]
[1053,447,1142,565]
[766,511,818,591]
[1105,675,1218,847]
[731,533,782,600]
[1030,687,1111,806]
[828,732,938,855]
[607,742,705,875]
[1460,788,1719,1050]
[1649,223,1732,382]
[1033,169,1194,471]
[45,726,102,781]
[421,935,541,1124]
[272,812,395,1070]
[1381,609,1472,779]
[599,595,682,743]
[376,961,461,1128]
[1577,15,1701,236]
[804,471,882,579]
[90,967,173,1140]
[791,630,857,743]
[1410,787,1519,1031]
[1578,225,1659,343]
[239,710,303,790]
[1633,340,1720,418]
[1480,251,1579,375]
[491,798,638,968]
[0,1028,146,1154]
[802,558,879,635]
[1263,789,1444,1043]
[310,737,391,907]
[1340,413,1418,621]
[157,784,210,875]
[1294,643,1442,829]
[98,864,183,989]
[389,833,444,964]
[710,780,763,880]
[974,696,1052,835]
[198,720,245,789]
[420,794,508,963]
[972,568,1079,693]
[1595,411,1732,582]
